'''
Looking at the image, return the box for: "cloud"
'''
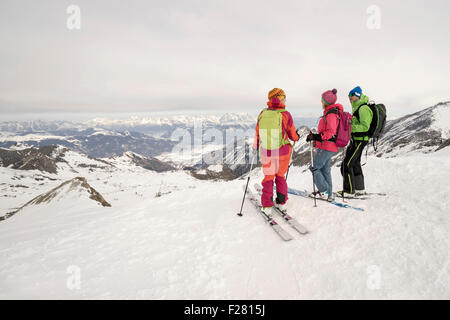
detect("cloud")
[0,0,449,118]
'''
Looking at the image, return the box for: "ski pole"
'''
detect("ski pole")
[285,141,296,182]
[310,141,317,207]
[342,148,345,202]
[237,151,257,217]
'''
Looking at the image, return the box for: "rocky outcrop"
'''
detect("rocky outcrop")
[0,146,63,173]
[122,151,175,172]
[27,177,111,207]
[1,177,110,221]
[189,165,240,181]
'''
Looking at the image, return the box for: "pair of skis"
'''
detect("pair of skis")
[242,185,308,242]
[286,187,365,212]
[332,191,387,200]
[242,183,386,240]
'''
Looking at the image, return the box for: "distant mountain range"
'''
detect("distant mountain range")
[0,104,448,181]
[0,113,317,160]
[0,145,176,175]
[0,128,176,158]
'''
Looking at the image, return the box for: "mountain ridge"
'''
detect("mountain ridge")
[1,176,111,221]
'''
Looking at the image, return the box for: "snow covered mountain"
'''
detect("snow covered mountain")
[85,113,318,138]
[0,113,317,160]
[0,128,175,159]
[2,177,111,221]
[0,145,177,176]
[0,113,258,142]
[0,120,87,135]
[375,101,450,156]
[107,151,176,173]
[287,102,450,170]
[0,146,182,218]
[86,113,257,137]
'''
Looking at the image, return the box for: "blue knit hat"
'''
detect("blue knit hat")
[349,86,362,98]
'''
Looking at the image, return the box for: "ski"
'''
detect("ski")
[286,187,365,212]
[242,186,294,241]
[332,192,387,200]
[254,184,309,235]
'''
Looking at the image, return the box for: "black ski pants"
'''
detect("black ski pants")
[341,139,368,193]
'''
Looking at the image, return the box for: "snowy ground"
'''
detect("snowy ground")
[0,149,449,299]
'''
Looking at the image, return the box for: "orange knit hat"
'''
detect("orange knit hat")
[268,88,286,100]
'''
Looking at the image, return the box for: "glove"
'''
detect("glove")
[306,133,322,142]
[312,134,323,142]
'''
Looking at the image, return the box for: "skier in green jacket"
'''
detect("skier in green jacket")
[338,86,373,196]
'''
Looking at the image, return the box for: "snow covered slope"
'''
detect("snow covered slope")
[0,150,449,299]
[376,101,450,156]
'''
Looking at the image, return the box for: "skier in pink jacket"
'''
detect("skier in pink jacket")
[306,88,342,201]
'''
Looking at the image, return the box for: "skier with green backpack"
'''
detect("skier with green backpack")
[253,88,300,216]
[338,86,386,197]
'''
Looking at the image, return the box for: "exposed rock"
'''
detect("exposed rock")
[0,146,59,173]
[27,177,110,207]
[2,177,111,221]
[122,151,175,172]
[189,165,239,181]
[435,138,450,152]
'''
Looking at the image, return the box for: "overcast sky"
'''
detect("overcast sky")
[0,0,449,120]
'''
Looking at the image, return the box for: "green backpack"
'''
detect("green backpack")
[258,108,290,150]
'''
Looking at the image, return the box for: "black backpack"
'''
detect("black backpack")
[353,102,387,139]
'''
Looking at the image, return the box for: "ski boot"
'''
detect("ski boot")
[310,190,325,199]
[337,190,356,198]
[274,202,288,214]
[326,192,335,202]
[261,206,274,219]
